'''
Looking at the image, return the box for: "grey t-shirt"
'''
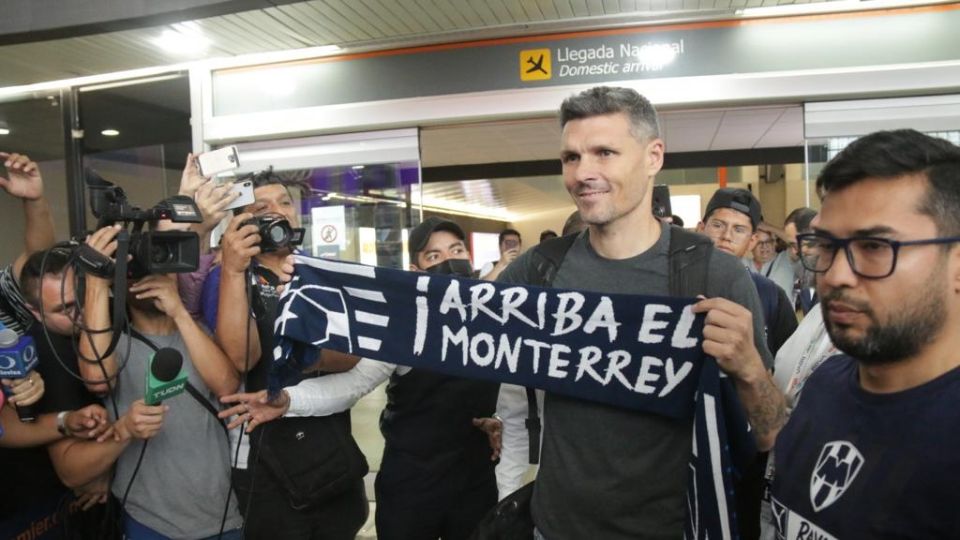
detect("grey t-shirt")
[110,331,242,539]
[499,224,771,540]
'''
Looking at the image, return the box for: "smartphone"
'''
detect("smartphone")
[225,179,255,210]
[652,184,672,219]
[196,146,240,177]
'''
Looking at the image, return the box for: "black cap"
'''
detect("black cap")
[704,188,763,229]
[408,217,466,262]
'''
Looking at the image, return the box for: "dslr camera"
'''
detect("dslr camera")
[244,214,305,253]
[85,169,202,278]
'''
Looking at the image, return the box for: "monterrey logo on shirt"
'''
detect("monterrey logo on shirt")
[810,441,865,512]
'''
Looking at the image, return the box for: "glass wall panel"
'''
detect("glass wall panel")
[231,130,421,269]
[0,92,68,264]
[78,74,191,229]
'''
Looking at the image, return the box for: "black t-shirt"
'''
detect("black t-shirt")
[0,325,100,520]
[772,356,960,539]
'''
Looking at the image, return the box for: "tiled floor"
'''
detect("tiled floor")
[351,381,387,539]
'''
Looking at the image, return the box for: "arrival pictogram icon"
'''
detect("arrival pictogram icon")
[520,48,551,81]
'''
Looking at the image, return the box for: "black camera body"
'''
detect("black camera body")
[86,169,202,278]
[244,215,305,253]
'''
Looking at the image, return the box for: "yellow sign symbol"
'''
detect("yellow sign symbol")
[520,49,551,81]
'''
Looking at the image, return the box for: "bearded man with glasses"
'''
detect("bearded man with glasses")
[769,129,960,539]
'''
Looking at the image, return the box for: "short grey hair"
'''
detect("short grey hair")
[559,86,661,142]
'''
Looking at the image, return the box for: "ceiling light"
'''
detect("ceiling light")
[0,128,10,136]
[101,129,120,137]
[151,25,211,56]
[351,165,364,170]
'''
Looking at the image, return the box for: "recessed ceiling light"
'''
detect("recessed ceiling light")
[101,129,120,137]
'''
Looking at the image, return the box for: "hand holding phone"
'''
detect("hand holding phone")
[196,146,240,177]
[225,180,255,210]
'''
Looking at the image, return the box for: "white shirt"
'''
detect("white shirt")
[285,359,410,417]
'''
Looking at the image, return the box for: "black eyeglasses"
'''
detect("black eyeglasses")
[796,232,960,279]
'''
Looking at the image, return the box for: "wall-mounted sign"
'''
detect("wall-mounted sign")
[213,6,960,117]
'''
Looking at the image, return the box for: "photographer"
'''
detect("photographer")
[54,224,242,539]
[478,229,522,281]
[199,171,368,540]
[218,216,501,540]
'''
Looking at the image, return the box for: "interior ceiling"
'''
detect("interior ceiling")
[420,105,804,166]
[0,0,851,87]
[0,0,823,223]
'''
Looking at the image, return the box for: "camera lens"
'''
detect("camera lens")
[150,243,174,264]
[266,223,289,245]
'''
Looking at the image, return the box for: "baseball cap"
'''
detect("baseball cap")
[408,216,466,262]
[703,188,763,230]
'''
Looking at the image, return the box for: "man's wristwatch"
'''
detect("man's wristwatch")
[56,411,72,436]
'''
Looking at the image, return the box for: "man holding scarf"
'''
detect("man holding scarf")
[496,86,785,539]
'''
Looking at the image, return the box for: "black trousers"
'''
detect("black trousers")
[374,448,498,540]
[233,466,368,540]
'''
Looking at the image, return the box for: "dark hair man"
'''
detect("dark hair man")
[201,170,369,539]
[769,129,960,538]
[496,86,784,539]
[0,154,113,537]
[479,228,522,281]
[697,188,798,539]
[699,188,798,356]
[219,216,501,540]
[51,225,243,538]
[3,249,113,537]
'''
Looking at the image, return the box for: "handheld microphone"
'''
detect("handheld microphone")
[144,348,187,405]
[0,322,39,423]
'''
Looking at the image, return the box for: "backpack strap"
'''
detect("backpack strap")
[667,227,713,297]
[524,387,541,464]
[528,233,578,288]
[519,233,578,464]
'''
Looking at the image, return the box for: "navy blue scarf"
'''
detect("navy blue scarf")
[270,255,752,539]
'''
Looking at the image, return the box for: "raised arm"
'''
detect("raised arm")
[130,274,240,397]
[1,152,55,278]
[216,213,262,371]
[77,225,124,394]
[693,297,787,451]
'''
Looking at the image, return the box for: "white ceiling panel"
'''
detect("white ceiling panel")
[0,0,849,87]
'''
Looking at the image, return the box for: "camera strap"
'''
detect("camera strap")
[127,327,227,435]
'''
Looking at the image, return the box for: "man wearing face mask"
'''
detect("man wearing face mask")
[220,216,502,540]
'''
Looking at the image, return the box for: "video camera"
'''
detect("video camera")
[85,169,202,278]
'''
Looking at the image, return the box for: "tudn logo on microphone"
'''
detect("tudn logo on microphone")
[810,440,864,512]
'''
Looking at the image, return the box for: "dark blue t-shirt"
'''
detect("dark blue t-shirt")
[771,355,960,539]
